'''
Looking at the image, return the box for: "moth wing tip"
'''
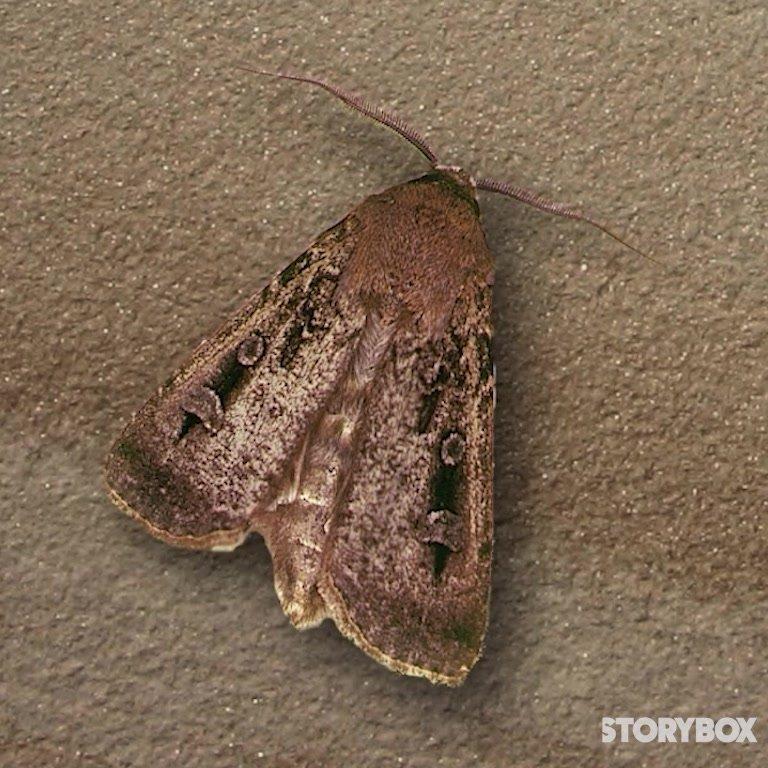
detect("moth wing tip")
[316,578,480,686]
[104,482,251,552]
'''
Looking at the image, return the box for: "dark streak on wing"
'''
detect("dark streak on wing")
[430,449,462,513]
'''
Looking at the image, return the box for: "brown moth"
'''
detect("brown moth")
[105,71,640,685]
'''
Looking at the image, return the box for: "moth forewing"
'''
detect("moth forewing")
[105,219,368,549]
[318,274,494,685]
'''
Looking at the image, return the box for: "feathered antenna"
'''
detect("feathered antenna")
[239,67,653,262]
[236,66,440,166]
[476,177,656,263]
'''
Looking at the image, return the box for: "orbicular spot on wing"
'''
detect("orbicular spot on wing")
[236,332,267,366]
[440,430,466,466]
[177,335,270,440]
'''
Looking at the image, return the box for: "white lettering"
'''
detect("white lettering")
[615,717,633,743]
[657,717,676,743]
[715,717,739,743]
[633,717,657,743]
[675,717,695,743]
[601,718,616,743]
[696,718,715,743]
[600,716,757,744]
[737,717,757,743]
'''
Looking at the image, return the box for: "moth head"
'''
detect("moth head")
[240,67,652,261]
[434,164,476,192]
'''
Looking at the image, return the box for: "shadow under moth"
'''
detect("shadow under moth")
[105,70,642,685]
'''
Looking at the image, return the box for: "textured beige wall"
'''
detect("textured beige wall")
[2,1,766,766]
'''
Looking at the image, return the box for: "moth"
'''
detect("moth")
[105,70,640,685]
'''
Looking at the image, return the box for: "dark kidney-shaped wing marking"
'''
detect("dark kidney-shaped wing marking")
[105,218,369,550]
[318,280,494,685]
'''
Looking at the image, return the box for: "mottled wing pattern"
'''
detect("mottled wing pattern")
[319,280,494,685]
[105,218,368,549]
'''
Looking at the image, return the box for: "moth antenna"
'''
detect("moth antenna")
[476,177,659,265]
[237,65,440,166]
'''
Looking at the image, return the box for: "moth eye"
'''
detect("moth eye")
[440,431,466,466]
[178,386,224,436]
[237,333,267,366]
